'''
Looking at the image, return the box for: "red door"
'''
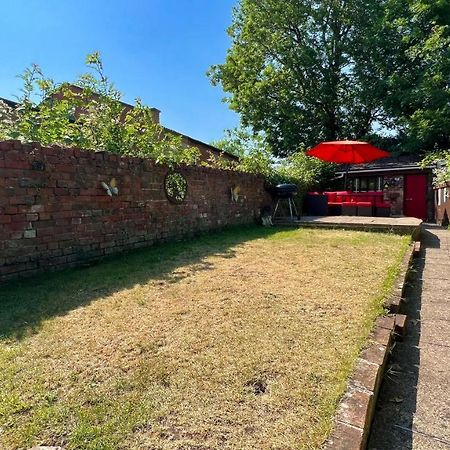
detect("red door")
[404,174,428,220]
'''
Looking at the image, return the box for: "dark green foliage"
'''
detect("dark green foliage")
[209,0,385,156]
[379,0,450,153]
[210,0,450,156]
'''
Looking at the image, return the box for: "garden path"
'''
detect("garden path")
[369,225,450,449]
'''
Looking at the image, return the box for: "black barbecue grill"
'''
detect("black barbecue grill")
[272,183,299,221]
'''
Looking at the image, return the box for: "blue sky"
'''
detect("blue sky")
[0,0,239,143]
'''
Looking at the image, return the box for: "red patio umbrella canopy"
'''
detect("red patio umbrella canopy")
[306,140,390,164]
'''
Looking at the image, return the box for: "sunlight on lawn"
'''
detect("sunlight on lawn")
[0,226,409,450]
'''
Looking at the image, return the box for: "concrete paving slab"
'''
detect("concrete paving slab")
[421,278,450,295]
[370,425,450,450]
[369,225,450,450]
[419,325,450,346]
[419,304,450,321]
[293,216,423,234]
[411,434,450,450]
[414,344,450,440]
[421,269,450,282]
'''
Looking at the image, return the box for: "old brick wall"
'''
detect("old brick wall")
[0,140,272,282]
[383,175,404,216]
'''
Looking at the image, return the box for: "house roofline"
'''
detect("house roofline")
[336,165,431,175]
[164,126,239,160]
[0,94,236,160]
[61,84,161,112]
[0,97,19,108]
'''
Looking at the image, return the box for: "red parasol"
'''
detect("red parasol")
[306,140,391,188]
[306,140,390,164]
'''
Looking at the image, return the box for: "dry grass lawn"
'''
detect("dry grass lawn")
[0,226,409,450]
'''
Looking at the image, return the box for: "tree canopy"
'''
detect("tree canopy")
[210,0,450,156]
[379,0,450,153]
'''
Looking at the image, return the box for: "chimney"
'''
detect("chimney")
[151,108,161,124]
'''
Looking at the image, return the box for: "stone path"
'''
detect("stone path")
[369,225,450,449]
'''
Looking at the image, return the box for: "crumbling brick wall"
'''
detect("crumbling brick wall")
[0,140,272,282]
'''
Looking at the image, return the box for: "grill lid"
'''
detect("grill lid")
[274,183,298,198]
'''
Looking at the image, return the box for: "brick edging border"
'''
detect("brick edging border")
[324,238,421,449]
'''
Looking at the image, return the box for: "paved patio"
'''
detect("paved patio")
[276,215,423,236]
[369,224,450,449]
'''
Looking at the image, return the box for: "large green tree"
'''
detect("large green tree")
[211,0,450,156]
[379,0,450,153]
[209,0,386,156]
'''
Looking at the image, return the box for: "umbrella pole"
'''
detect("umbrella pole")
[344,164,349,190]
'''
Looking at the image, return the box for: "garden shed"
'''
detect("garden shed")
[337,154,434,221]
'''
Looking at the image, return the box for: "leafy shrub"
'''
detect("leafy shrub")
[210,127,335,193]
[0,52,200,168]
[421,151,450,186]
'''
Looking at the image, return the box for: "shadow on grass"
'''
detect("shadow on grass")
[0,225,282,342]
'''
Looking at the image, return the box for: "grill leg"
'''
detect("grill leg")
[273,199,281,219]
[273,197,299,221]
[290,198,299,218]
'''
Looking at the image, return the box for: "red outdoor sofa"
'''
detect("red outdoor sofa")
[306,191,391,217]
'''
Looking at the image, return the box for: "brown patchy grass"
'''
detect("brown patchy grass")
[0,226,409,450]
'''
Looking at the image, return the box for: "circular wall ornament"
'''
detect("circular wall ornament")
[164,171,188,204]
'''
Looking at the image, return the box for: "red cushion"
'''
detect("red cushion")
[356,201,372,207]
[342,202,356,207]
[324,192,337,202]
[376,202,391,209]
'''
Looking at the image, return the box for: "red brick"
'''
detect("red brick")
[0,141,271,282]
[336,389,373,429]
[0,215,12,224]
[12,214,28,223]
[372,327,392,347]
[30,204,45,213]
[325,422,364,450]
[350,358,381,393]
[360,343,387,367]
[376,315,395,330]
[4,160,30,170]
[394,314,408,340]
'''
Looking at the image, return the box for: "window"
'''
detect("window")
[348,176,383,192]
